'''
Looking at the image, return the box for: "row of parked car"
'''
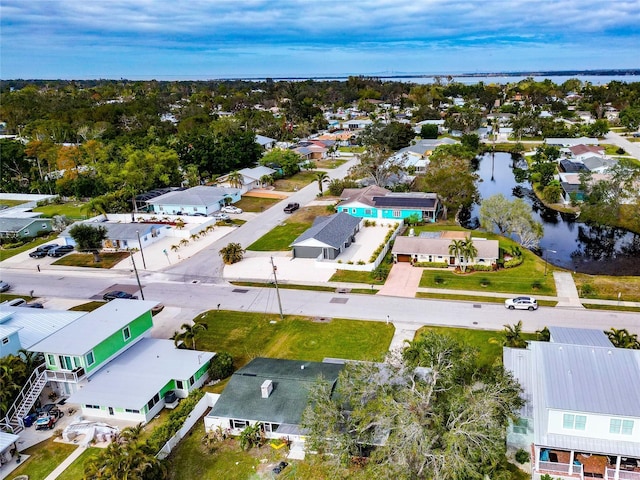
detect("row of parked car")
[29,244,74,258]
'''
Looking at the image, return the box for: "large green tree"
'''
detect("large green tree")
[479,194,544,248]
[303,332,523,479]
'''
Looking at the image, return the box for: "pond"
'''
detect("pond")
[460,153,640,275]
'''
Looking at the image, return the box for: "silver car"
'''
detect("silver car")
[221,206,243,214]
[505,296,538,311]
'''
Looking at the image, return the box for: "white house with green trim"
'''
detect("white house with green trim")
[21,300,214,424]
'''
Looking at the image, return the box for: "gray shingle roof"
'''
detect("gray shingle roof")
[291,213,361,249]
[208,358,343,425]
[146,186,240,206]
[340,185,391,207]
[0,217,51,233]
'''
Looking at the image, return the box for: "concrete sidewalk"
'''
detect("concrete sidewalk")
[43,446,83,480]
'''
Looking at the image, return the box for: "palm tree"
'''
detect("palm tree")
[189,233,200,242]
[170,244,180,253]
[259,174,273,187]
[84,197,108,220]
[448,239,465,269]
[179,238,189,247]
[605,328,640,349]
[172,322,208,350]
[314,171,330,194]
[219,242,245,265]
[460,239,478,273]
[500,321,527,348]
[536,326,551,342]
[227,171,244,189]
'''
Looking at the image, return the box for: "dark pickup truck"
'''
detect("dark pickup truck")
[284,202,300,213]
[29,244,59,258]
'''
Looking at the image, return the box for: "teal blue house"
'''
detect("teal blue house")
[338,186,440,222]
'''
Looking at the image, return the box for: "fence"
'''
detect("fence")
[156,393,220,460]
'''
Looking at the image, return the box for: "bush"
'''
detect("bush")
[209,352,234,381]
[531,281,542,290]
[515,448,530,464]
[413,261,448,268]
[480,278,491,287]
[146,389,205,452]
[580,283,596,297]
[372,264,390,281]
[434,275,445,285]
[471,264,493,271]
[504,256,524,268]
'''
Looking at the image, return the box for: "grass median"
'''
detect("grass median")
[247,206,326,251]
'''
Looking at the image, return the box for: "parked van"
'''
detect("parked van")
[2,298,27,307]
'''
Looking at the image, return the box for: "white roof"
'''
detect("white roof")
[146,186,240,207]
[0,306,84,351]
[68,339,214,410]
[0,431,20,453]
[548,327,612,347]
[237,166,276,183]
[29,300,157,355]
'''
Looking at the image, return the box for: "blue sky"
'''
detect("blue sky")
[1,0,639,79]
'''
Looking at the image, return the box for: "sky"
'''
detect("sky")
[1,0,639,80]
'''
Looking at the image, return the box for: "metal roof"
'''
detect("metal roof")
[208,358,343,425]
[548,327,613,347]
[67,339,214,410]
[373,194,438,209]
[291,213,361,249]
[0,431,20,454]
[61,221,168,240]
[28,300,158,356]
[0,306,84,351]
[145,186,240,206]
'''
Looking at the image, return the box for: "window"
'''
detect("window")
[563,413,586,430]
[231,419,248,429]
[125,408,140,414]
[392,210,402,218]
[176,380,184,390]
[1,337,8,345]
[513,418,528,434]
[122,326,131,341]
[47,354,56,366]
[610,418,634,435]
[351,208,357,214]
[86,351,95,366]
[85,404,100,409]
[189,375,195,386]
[364,209,373,216]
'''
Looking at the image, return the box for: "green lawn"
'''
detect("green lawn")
[329,269,385,285]
[413,325,537,371]
[314,158,347,169]
[0,199,29,207]
[583,304,640,313]
[0,233,59,261]
[32,201,88,219]
[231,281,378,295]
[247,222,310,250]
[56,447,101,480]
[192,310,394,368]
[416,292,557,307]
[233,196,279,212]
[573,274,640,302]
[338,146,365,153]
[52,252,129,268]
[69,301,107,312]
[600,143,624,155]
[8,438,77,480]
[273,171,317,192]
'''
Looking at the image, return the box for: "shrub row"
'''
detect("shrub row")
[146,389,205,452]
[413,261,449,268]
[368,229,396,263]
[504,256,524,268]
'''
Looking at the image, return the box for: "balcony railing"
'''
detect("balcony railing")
[539,461,583,477]
[45,367,86,383]
[607,468,640,480]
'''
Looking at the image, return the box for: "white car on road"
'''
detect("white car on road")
[220,206,243,214]
[505,296,538,311]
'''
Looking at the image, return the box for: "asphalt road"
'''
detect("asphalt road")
[161,157,359,283]
[604,131,640,160]
[3,269,639,335]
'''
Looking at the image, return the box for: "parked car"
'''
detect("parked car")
[284,203,300,213]
[0,281,9,293]
[505,296,538,311]
[212,212,231,221]
[221,206,243,214]
[103,290,138,301]
[272,461,289,475]
[47,245,75,257]
[22,302,45,309]
[191,212,207,217]
[3,298,26,307]
[29,243,59,258]
[35,407,64,430]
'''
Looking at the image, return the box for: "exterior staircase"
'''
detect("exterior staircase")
[2,363,47,434]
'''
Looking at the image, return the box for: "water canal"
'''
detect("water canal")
[461,153,640,275]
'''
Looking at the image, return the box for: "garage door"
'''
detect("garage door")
[397,254,412,262]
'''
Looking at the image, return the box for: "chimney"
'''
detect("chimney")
[261,380,273,399]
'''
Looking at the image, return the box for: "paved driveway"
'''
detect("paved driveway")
[377,263,423,297]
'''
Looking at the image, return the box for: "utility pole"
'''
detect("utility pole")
[270,256,284,320]
[136,230,147,269]
[129,250,145,300]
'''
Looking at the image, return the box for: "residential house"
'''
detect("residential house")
[0,306,83,358]
[391,232,499,267]
[1,300,213,430]
[504,327,640,480]
[291,212,361,260]
[60,221,171,250]
[569,145,606,161]
[559,160,588,174]
[388,138,459,175]
[255,135,277,150]
[204,357,343,444]
[0,218,54,239]
[232,166,277,194]
[581,156,617,173]
[558,172,612,203]
[342,119,374,131]
[338,186,441,222]
[144,186,241,215]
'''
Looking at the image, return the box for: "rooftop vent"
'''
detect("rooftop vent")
[261,379,273,399]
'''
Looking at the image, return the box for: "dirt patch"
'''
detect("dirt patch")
[312,317,332,323]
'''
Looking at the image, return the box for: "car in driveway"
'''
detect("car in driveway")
[505,296,538,311]
[284,202,300,213]
[103,290,138,301]
[0,281,9,293]
[220,206,243,214]
[29,244,59,258]
[47,245,75,257]
[212,212,231,221]
[272,461,288,475]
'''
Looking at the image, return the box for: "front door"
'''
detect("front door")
[108,407,114,416]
